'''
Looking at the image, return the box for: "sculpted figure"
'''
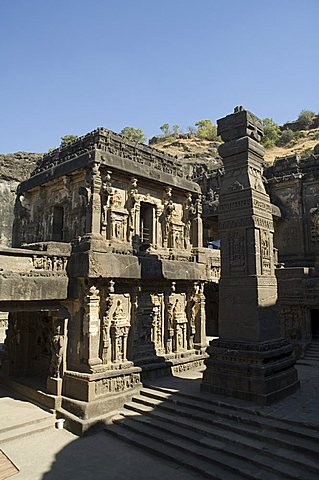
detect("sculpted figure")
[50,325,64,378]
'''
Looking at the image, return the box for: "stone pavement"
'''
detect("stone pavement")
[1,360,318,480]
[147,361,319,427]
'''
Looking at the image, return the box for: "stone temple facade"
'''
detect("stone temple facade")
[3,106,319,431]
[0,128,219,433]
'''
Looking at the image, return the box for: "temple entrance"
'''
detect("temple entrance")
[1,307,68,401]
[310,309,319,338]
[140,202,154,246]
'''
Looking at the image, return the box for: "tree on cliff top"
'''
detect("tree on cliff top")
[120,126,146,143]
[60,135,79,147]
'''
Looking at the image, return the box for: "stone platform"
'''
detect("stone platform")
[0,360,318,479]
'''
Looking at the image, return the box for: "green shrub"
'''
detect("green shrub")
[297,110,316,130]
[261,118,280,148]
[120,127,146,143]
[276,129,295,146]
[195,119,219,141]
[160,123,171,137]
[60,135,79,147]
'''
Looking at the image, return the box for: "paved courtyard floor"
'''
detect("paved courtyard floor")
[1,360,318,480]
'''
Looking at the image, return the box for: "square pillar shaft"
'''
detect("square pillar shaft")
[202,107,299,405]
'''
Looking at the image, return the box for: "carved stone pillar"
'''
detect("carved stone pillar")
[101,280,114,364]
[202,107,299,404]
[192,194,203,248]
[155,206,162,248]
[101,170,112,237]
[166,282,175,354]
[84,285,102,371]
[84,162,103,238]
[192,282,207,351]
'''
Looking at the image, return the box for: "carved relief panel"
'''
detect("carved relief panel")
[260,229,271,275]
[101,293,131,365]
[133,292,164,359]
[166,292,188,354]
[228,230,246,274]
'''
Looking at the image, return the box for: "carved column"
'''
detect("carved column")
[192,282,207,351]
[192,194,203,247]
[84,285,102,371]
[166,282,175,354]
[84,162,103,239]
[101,170,112,237]
[155,206,162,248]
[101,280,114,364]
[202,107,299,404]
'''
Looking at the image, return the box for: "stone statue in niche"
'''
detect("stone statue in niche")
[4,317,20,354]
[100,171,112,234]
[126,177,139,241]
[161,188,176,248]
[172,298,187,352]
[260,230,271,273]
[165,283,176,354]
[110,189,122,209]
[110,299,129,363]
[189,283,200,348]
[101,280,115,364]
[309,204,319,242]
[183,193,196,249]
[49,324,64,378]
[229,230,246,271]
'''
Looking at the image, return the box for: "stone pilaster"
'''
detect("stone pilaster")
[201,107,299,404]
[83,285,102,371]
[85,162,103,237]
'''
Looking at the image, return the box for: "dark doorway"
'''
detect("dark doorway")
[52,206,64,241]
[140,202,154,246]
[310,309,319,338]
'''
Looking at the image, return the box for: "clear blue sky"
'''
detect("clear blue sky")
[0,0,318,152]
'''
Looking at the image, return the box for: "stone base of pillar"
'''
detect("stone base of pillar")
[59,365,142,435]
[201,338,299,405]
[46,376,62,396]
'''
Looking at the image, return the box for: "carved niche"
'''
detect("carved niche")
[125,177,139,242]
[108,189,128,242]
[309,204,319,242]
[183,193,196,249]
[133,292,164,359]
[260,229,271,275]
[160,187,175,248]
[109,294,131,364]
[228,230,246,274]
[166,288,188,354]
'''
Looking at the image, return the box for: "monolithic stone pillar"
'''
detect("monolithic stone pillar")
[193,282,207,351]
[84,285,102,371]
[192,194,203,248]
[85,162,103,238]
[202,107,299,404]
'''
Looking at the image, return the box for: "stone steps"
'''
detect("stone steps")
[0,415,55,444]
[303,338,319,361]
[104,386,319,480]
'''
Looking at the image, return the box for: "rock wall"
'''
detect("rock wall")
[0,152,41,246]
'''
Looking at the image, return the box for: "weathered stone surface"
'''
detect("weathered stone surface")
[0,127,216,433]
[0,152,40,246]
[202,107,299,404]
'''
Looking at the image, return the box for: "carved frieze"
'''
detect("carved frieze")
[94,372,140,397]
[32,255,67,272]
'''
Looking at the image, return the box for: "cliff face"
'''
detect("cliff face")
[0,152,41,246]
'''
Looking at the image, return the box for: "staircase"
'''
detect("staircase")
[104,384,319,480]
[0,386,56,445]
[303,335,319,362]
